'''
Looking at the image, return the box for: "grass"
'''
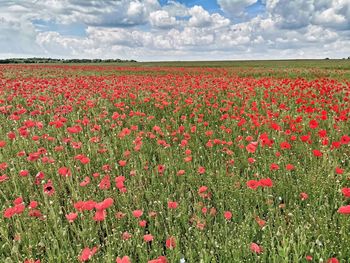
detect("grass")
[2,59,350,80]
[0,63,349,262]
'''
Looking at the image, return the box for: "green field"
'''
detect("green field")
[0,62,349,263]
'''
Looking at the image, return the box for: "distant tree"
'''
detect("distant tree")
[0,58,137,64]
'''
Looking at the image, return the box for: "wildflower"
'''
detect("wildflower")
[247,180,260,190]
[143,234,154,242]
[166,236,176,249]
[66,213,78,223]
[305,255,313,261]
[300,192,308,201]
[313,149,323,157]
[79,247,98,262]
[341,188,350,198]
[335,167,344,175]
[250,242,262,254]
[338,205,350,214]
[198,166,206,174]
[259,178,273,188]
[148,256,167,263]
[224,211,232,220]
[168,201,178,209]
[246,142,258,153]
[95,198,114,210]
[58,167,71,177]
[116,256,131,263]
[132,210,143,218]
[43,180,55,196]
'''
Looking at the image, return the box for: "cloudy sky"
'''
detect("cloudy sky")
[1,0,350,61]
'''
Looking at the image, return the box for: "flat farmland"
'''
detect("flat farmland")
[0,61,349,263]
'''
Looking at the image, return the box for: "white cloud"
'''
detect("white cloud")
[0,0,349,60]
[266,0,350,30]
[188,6,213,28]
[0,17,41,55]
[218,0,258,16]
[188,6,230,28]
[149,10,177,29]
[162,1,189,17]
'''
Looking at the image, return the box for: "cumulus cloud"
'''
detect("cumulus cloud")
[1,0,160,27]
[149,10,178,29]
[218,0,258,16]
[162,1,190,17]
[266,0,350,30]
[0,17,42,55]
[188,6,230,29]
[0,0,349,60]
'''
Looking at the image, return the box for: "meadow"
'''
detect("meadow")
[0,60,349,263]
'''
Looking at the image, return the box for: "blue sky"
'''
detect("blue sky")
[0,0,349,60]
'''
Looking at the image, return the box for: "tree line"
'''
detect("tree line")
[0,58,137,64]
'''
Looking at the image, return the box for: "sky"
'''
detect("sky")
[0,0,350,61]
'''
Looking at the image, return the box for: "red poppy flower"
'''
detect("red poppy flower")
[313,149,323,157]
[177,170,185,176]
[132,210,143,218]
[259,178,273,188]
[327,258,339,263]
[255,216,266,228]
[116,256,131,263]
[58,167,71,177]
[4,207,17,218]
[305,255,313,261]
[341,188,350,197]
[80,176,91,187]
[0,141,6,147]
[198,186,208,193]
[167,201,178,209]
[198,166,206,174]
[79,247,98,262]
[247,180,260,190]
[122,232,132,240]
[66,212,78,223]
[80,157,90,164]
[93,209,107,221]
[270,163,279,171]
[139,220,147,227]
[0,174,9,183]
[0,162,8,171]
[224,211,232,220]
[118,160,127,167]
[157,164,165,174]
[19,170,29,177]
[335,167,344,175]
[43,180,55,196]
[95,198,114,210]
[29,201,38,209]
[143,234,154,242]
[246,142,258,153]
[309,120,318,129]
[160,235,175,250]
[148,256,168,263]
[286,164,295,171]
[24,259,41,263]
[250,242,262,254]
[248,158,256,164]
[74,200,96,212]
[99,175,111,190]
[300,192,308,200]
[338,205,350,214]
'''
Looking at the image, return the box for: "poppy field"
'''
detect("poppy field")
[0,62,350,263]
